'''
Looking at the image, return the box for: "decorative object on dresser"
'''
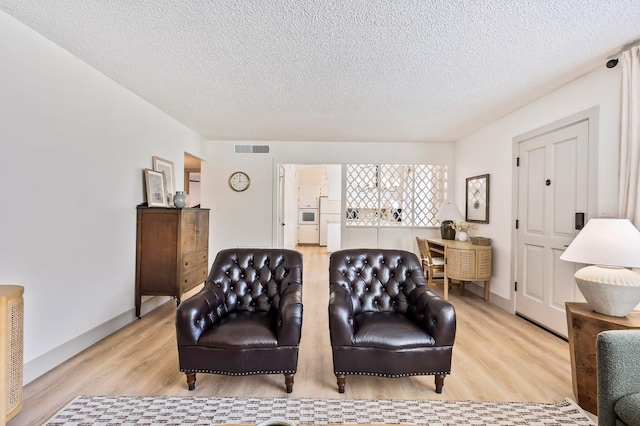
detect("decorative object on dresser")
[560,218,640,317]
[435,201,464,240]
[566,302,640,415]
[173,191,187,208]
[135,207,209,318]
[427,238,492,301]
[143,169,167,208]
[465,174,489,223]
[152,156,176,207]
[0,285,23,423]
[328,249,456,394]
[175,248,303,393]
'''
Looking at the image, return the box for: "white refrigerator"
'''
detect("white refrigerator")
[319,196,341,248]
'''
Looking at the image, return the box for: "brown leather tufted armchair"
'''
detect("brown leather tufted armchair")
[175,248,303,393]
[328,248,456,393]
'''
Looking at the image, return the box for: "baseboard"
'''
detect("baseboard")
[23,296,171,384]
[465,282,513,313]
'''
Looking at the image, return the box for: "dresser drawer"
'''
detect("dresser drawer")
[181,264,208,292]
[182,249,208,270]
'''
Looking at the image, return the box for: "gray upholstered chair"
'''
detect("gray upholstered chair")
[597,330,640,426]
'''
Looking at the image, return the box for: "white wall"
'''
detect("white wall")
[455,65,621,307]
[0,11,206,382]
[283,164,299,250]
[201,141,454,255]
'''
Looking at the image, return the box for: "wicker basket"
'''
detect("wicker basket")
[470,236,491,246]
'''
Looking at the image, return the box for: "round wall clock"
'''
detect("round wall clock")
[228,171,250,192]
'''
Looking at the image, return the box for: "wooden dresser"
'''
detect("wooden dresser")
[135,207,210,317]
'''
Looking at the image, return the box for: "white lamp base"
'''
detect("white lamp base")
[574,265,640,317]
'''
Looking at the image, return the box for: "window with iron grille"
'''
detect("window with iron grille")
[345,164,447,227]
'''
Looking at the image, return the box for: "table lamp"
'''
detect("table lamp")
[435,201,463,240]
[560,218,640,317]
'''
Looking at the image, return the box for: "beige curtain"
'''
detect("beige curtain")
[619,46,640,227]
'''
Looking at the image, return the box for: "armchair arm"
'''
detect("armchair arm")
[328,284,355,346]
[597,330,640,426]
[277,283,303,346]
[411,286,456,346]
[175,284,225,346]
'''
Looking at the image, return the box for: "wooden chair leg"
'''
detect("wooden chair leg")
[284,373,294,393]
[186,372,196,391]
[336,374,346,393]
[435,374,445,394]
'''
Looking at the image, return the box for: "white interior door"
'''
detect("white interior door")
[515,119,589,337]
[278,165,285,248]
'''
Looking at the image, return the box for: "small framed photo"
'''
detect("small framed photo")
[144,168,167,207]
[466,174,489,223]
[152,156,175,206]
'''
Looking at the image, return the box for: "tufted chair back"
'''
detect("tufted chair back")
[175,248,303,393]
[329,248,425,316]
[328,248,456,394]
[206,248,303,315]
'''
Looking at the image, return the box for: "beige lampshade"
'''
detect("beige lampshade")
[560,218,640,317]
[560,219,640,267]
[435,201,464,222]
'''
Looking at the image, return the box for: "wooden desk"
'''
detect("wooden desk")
[565,302,640,414]
[426,238,492,301]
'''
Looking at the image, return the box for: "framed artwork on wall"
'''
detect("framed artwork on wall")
[144,168,167,207]
[466,174,489,223]
[152,156,175,206]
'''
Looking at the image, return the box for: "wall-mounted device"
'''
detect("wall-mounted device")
[575,212,585,230]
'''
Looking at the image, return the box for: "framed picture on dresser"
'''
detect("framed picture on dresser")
[466,174,489,223]
[152,156,175,206]
[144,168,167,207]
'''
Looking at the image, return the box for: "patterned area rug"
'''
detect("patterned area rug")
[45,395,595,425]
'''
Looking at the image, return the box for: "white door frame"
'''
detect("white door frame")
[510,106,599,315]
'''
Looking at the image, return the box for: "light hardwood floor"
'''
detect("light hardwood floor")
[10,246,575,425]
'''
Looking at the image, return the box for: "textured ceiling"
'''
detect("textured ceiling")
[2,1,640,142]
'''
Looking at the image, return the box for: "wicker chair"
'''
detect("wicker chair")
[416,237,444,287]
[416,237,464,295]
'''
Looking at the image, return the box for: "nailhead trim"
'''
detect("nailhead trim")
[333,371,449,378]
[181,369,296,375]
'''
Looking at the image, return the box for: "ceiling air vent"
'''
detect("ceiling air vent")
[235,145,270,154]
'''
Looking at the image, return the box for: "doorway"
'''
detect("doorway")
[277,164,342,250]
[184,152,202,208]
[513,108,598,337]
